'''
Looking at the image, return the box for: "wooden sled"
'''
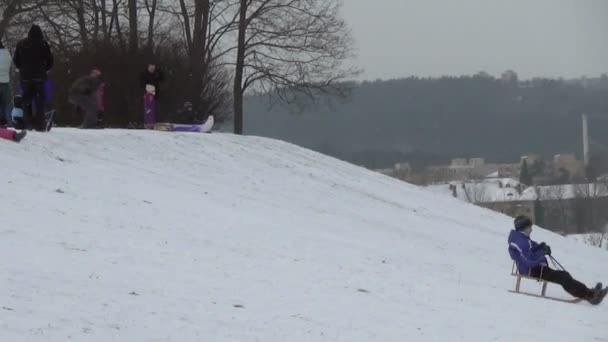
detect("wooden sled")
[153,122,173,131]
[509,263,583,304]
[153,116,214,133]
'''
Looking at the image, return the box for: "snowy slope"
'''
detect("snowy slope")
[1,129,607,342]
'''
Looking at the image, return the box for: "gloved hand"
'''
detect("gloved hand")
[539,242,551,255]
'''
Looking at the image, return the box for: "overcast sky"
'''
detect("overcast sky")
[342,0,608,80]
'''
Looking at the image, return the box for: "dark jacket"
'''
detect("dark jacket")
[140,68,164,98]
[13,25,54,81]
[69,75,101,97]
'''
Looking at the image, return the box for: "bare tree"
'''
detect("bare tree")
[0,0,50,37]
[127,0,137,54]
[582,222,608,250]
[109,0,126,50]
[584,233,607,250]
[157,0,236,118]
[143,0,157,52]
[230,0,357,134]
[98,0,108,41]
[543,185,572,233]
[572,182,608,234]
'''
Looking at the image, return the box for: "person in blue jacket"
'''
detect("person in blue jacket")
[508,215,606,304]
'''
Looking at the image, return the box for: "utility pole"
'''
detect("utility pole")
[582,113,590,168]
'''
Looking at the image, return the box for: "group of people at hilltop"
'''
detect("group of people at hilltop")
[0,24,164,143]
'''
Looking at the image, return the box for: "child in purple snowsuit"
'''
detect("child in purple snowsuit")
[508,215,607,304]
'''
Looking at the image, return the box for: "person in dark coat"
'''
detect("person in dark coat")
[69,69,103,129]
[508,215,607,304]
[13,24,54,131]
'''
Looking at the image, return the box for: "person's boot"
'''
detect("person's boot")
[96,111,104,129]
[587,283,604,305]
[593,286,608,305]
[12,130,27,142]
[13,118,24,130]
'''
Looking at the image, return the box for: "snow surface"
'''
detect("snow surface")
[569,233,608,251]
[1,128,607,341]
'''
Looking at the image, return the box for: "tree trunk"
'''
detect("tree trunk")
[0,0,20,38]
[233,0,247,135]
[111,0,126,51]
[200,0,209,55]
[191,0,206,63]
[92,0,100,46]
[146,0,157,53]
[100,0,108,41]
[178,0,193,50]
[128,0,138,54]
[76,0,90,50]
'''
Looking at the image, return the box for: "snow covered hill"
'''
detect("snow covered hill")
[1,129,607,341]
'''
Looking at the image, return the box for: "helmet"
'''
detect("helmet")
[514,215,532,231]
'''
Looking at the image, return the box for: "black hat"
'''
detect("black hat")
[514,215,532,231]
[28,24,43,40]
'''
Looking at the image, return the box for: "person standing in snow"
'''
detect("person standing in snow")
[0,38,12,127]
[69,69,103,129]
[140,62,164,127]
[508,215,607,305]
[13,24,54,131]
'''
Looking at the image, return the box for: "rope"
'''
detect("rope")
[548,255,567,272]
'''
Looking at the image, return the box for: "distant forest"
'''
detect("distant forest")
[244,73,608,169]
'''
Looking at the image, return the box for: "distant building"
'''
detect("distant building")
[377,152,586,187]
[521,154,541,165]
[426,180,608,234]
[553,153,585,180]
[450,158,468,168]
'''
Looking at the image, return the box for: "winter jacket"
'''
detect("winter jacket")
[508,230,548,275]
[69,75,102,98]
[140,68,164,98]
[13,25,54,81]
[0,48,12,83]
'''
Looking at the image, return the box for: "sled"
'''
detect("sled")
[508,262,583,304]
[45,110,56,131]
[153,115,214,133]
[153,122,173,131]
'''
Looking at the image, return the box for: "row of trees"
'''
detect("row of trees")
[0,0,356,132]
[245,74,608,167]
[539,182,608,235]
[455,180,608,235]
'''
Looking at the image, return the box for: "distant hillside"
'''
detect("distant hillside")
[244,75,608,168]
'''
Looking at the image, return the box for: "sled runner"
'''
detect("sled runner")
[508,262,583,304]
